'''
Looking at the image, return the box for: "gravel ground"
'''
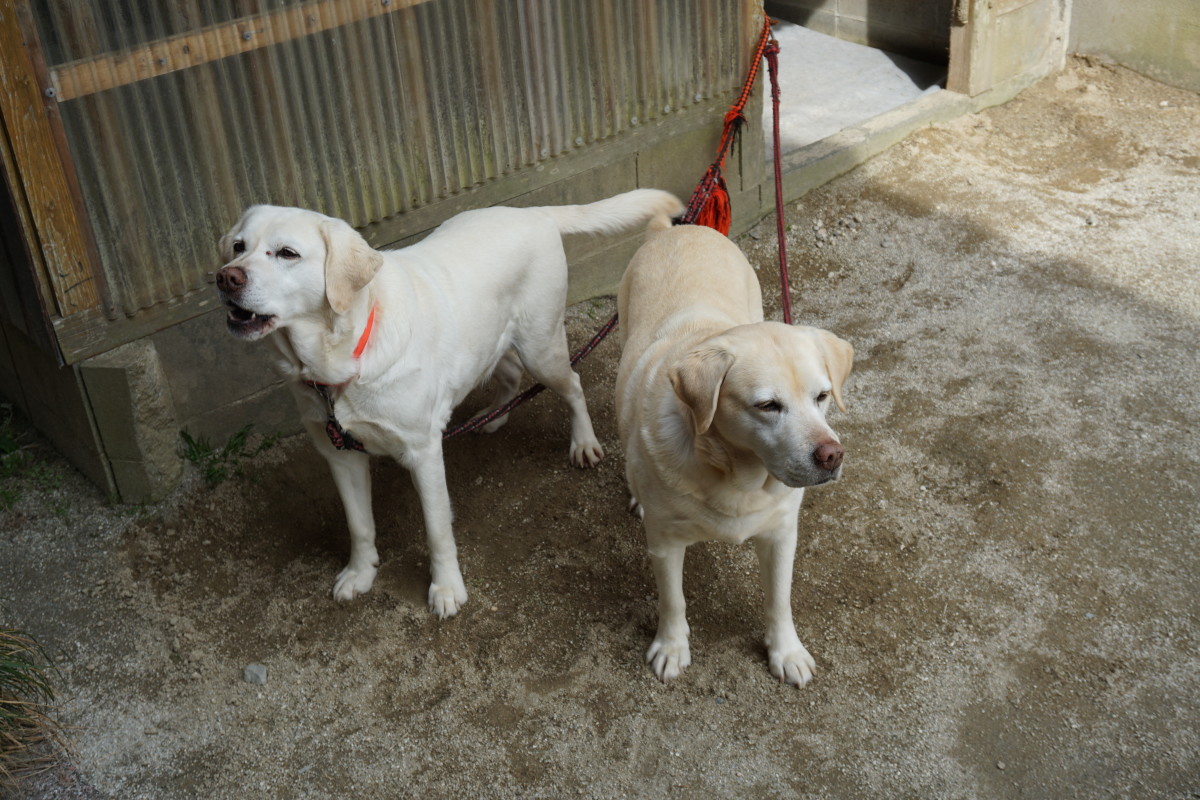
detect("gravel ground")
[2,56,1198,799]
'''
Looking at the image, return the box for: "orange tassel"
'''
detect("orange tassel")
[694,176,732,236]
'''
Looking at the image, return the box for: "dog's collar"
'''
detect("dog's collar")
[351,304,377,360]
[301,304,378,453]
[302,303,378,391]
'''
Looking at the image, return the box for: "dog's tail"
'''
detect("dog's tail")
[540,189,683,237]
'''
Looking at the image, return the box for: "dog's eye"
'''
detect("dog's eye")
[755,400,783,413]
[232,241,245,254]
[277,247,300,260]
[816,391,830,404]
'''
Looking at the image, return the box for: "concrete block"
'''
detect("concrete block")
[152,307,292,443]
[636,123,724,203]
[565,235,647,306]
[80,340,182,503]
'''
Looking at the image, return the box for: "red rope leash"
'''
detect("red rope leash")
[764,38,793,324]
[444,16,790,440]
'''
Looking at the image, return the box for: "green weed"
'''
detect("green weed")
[179,424,280,486]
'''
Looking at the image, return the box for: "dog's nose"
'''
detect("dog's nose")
[216,265,246,293]
[813,441,843,472]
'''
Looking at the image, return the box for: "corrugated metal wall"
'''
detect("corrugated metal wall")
[30,0,753,320]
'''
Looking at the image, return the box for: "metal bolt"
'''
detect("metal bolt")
[694,92,703,102]
[242,30,252,40]
[574,137,584,146]
[630,116,639,125]
[44,87,57,99]
[663,104,671,113]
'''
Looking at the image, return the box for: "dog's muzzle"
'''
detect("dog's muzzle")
[216,265,276,338]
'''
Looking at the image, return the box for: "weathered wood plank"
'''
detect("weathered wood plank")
[0,0,100,315]
[50,0,437,101]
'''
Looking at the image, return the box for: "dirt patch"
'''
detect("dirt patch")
[3,57,1199,798]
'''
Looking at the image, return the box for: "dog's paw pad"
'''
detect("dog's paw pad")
[570,440,605,468]
[768,645,816,688]
[333,564,377,601]
[428,582,467,618]
[646,638,691,682]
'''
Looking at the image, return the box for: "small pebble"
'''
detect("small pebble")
[880,238,892,248]
[145,727,158,736]
[997,761,1006,770]
[243,663,268,685]
[715,696,725,704]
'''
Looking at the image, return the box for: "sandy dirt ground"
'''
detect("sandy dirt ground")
[3,57,1198,799]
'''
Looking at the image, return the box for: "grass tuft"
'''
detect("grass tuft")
[180,424,281,486]
[0,628,70,788]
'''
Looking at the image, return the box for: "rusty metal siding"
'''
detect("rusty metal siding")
[30,0,753,321]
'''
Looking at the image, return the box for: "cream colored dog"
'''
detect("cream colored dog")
[616,219,853,686]
[216,189,683,616]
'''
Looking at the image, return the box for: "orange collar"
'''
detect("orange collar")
[352,305,377,360]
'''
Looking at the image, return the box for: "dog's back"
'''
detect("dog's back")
[618,224,763,357]
[616,224,764,423]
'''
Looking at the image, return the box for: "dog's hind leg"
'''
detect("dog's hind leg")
[405,439,468,618]
[516,331,604,467]
[473,349,523,434]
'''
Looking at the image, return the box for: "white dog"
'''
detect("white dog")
[216,189,683,616]
[616,218,853,686]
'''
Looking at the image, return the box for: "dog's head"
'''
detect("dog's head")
[669,321,853,488]
[214,205,384,340]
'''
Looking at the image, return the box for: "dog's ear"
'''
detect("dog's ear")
[669,344,734,436]
[816,329,854,412]
[321,218,384,315]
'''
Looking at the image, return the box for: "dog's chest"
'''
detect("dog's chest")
[664,488,804,545]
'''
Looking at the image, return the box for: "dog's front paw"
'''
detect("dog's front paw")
[427,580,468,618]
[333,563,377,601]
[570,438,605,468]
[768,642,816,687]
[646,636,691,681]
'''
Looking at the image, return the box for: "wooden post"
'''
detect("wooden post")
[0,0,102,318]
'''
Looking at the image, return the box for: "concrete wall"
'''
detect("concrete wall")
[1070,0,1200,91]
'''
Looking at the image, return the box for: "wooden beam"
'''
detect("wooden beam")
[0,0,100,316]
[49,0,436,102]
